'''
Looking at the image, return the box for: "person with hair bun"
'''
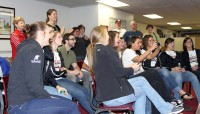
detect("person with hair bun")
[10,16,27,60]
[7,22,79,114]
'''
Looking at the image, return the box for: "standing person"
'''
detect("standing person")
[46,9,65,35]
[113,19,126,37]
[44,32,94,114]
[10,16,27,60]
[182,37,200,81]
[86,26,183,114]
[160,38,200,104]
[71,25,90,62]
[144,24,160,42]
[123,21,143,43]
[7,22,79,114]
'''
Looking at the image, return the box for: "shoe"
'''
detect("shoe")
[169,106,184,114]
[183,104,192,112]
[171,99,183,107]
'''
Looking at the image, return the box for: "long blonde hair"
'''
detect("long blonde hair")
[87,26,108,72]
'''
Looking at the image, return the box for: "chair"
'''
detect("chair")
[89,74,134,114]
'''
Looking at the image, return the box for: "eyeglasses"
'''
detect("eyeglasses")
[68,38,76,41]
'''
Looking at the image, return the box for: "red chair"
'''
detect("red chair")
[2,76,9,114]
[89,74,134,114]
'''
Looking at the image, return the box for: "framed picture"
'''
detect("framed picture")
[0,6,15,40]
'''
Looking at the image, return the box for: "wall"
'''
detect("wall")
[69,5,98,36]
[0,0,70,57]
[98,4,134,30]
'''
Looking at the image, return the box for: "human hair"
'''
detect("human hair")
[108,31,119,47]
[115,19,121,24]
[13,16,24,27]
[146,24,153,30]
[164,38,174,47]
[87,26,107,72]
[28,21,47,39]
[143,35,153,50]
[62,33,74,44]
[130,21,136,25]
[71,27,79,33]
[46,9,57,23]
[183,37,194,51]
[127,36,140,49]
[78,24,85,31]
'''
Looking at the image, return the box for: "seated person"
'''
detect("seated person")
[7,22,79,114]
[58,33,91,90]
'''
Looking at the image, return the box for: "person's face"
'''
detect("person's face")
[167,41,175,50]
[43,26,53,47]
[15,20,25,31]
[118,38,126,50]
[68,35,76,47]
[79,28,85,34]
[115,22,121,29]
[184,39,193,49]
[147,27,153,33]
[132,38,142,50]
[148,37,155,47]
[73,29,80,37]
[48,11,57,22]
[130,22,137,30]
[54,33,63,46]
[114,33,120,47]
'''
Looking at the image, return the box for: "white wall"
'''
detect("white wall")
[0,0,70,57]
[98,4,134,30]
[69,5,98,36]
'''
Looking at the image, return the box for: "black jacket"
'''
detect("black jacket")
[8,38,50,106]
[93,44,134,102]
[43,46,67,88]
[160,51,182,71]
[181,49,200,71]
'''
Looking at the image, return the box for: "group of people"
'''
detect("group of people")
[7,8,200,114]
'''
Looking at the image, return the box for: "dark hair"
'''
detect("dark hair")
[78,24,85,31]
[62,33,74,44]
[71,27,79,33]
[183,37,194,51]
[28,21,47,39]
[146,24,153,30]
[143,35,153,50]
[108,31,119,47]
[164,38,174,47]
[127,36,140,49]
[46,9,57,23]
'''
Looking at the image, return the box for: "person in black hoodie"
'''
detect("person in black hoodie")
[7,22,79,114]
[160,37,200,104]
[86,26,183,114]
[43,32,94,114]
[182,37,200,81]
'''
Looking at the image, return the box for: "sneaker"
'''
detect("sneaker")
[171,99,183,107]
[169,106,184,114]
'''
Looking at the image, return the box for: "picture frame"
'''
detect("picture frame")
[0,6,15,40]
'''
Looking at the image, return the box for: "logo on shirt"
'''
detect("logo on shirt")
[31,55,41,63]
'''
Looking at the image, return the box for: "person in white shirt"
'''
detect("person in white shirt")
[182,37,200,81]
[113,20,126,37]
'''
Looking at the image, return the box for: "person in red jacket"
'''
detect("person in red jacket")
[10,16,27,60]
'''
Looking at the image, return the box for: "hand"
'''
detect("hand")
[77,71,83,78]
[60,26,65,35]
[171,67,182,72]
[149,42,158,51]
[181,68,185,72]
[59,67,66,71]
[56,85,68,96]
[131,63,141,72]
[72,69,80,75]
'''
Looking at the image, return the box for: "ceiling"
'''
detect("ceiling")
[37,0,200,31]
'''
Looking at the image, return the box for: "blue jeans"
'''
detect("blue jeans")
[156,68,181,93]
[44,86,72,100]
[8,95,80,114]
[170,71,200,103]
[56,78,94,114]
[103,77,173,114]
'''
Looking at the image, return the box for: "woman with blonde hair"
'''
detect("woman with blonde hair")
[86,26,183,114]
